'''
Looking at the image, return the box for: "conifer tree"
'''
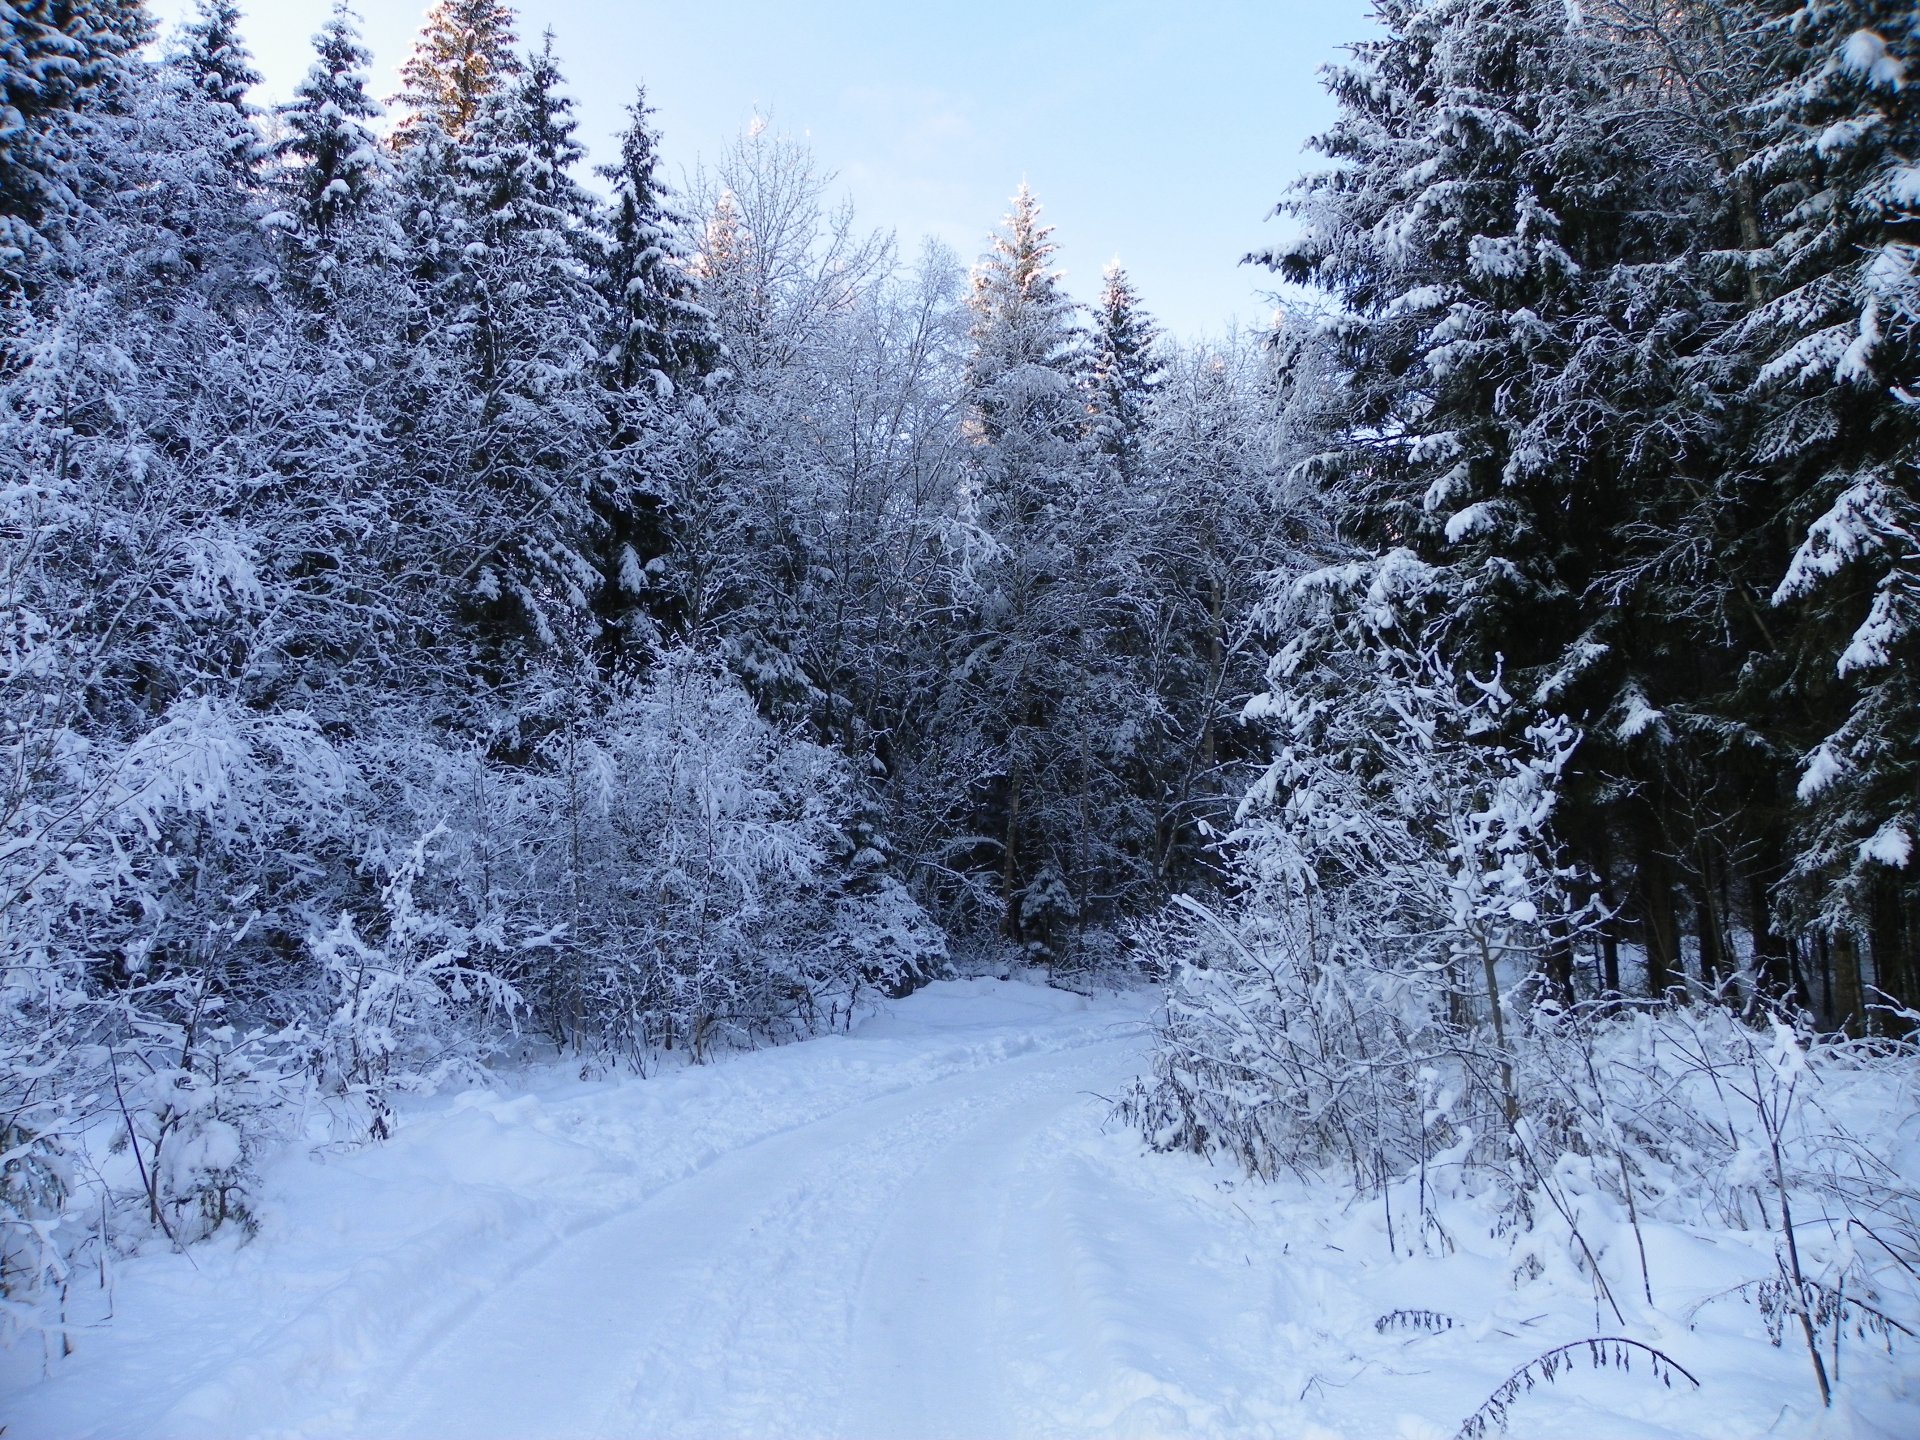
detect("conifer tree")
[597,87,715,395]
[590,86,717,666]
[509,31,595,230]
[1267,0,1783,1000]
[1084,260,1162,481]
[0,0,152,285]
[431,36,604,664]
[393,0,520,145]
[173,0,261,178]
[951,185,1162,962]
[273,2,387,246]
[1750,3,1919,1007]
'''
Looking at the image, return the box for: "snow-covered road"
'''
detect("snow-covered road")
[7,982,1223,1440]
[7,979,1910,1439]
[355,1010,1142,1439]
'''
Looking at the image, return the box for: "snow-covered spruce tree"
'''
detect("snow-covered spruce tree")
[588,86,718,670]
[597,89,715,397]
[392,0,520,146]
[1083,260,1162,484]
[0,0,151,289]
[386,28,604,685]
[169,0,262,180]
[1745,4,1920,1019]
[269,2,389,268]
[1260,0,1599,831]
[946,184,1131,962]
[1265,0,1814,1004]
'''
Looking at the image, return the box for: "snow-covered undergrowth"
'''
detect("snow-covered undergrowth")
[1,976,1912,1440]
[1129,924,1920,1437]
[0,649,945,1346]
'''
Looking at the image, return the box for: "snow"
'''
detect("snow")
[6,979,1917,1440]
[1839,30,1905,89]
[1860,820,1913,869]
[1443,500,1498,544]
[1615,686,1666,741]
[1799,743,1847,800]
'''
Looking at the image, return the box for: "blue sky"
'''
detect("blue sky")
[151,1,1379,337]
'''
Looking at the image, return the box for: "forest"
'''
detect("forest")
[1,0,1917,1427]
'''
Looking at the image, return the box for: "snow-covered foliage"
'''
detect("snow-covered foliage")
[1131,3,1920,1422]
[0,2,960,1345]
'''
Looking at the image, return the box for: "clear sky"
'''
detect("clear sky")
[149,0,1380,338]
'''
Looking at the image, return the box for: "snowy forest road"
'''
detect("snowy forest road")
[11,977,1839,1440]
[360,1015,1144,1439]
[14,980,1290,1440]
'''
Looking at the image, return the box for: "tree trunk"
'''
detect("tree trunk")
[1001,766,1023,942]
[1690,846,1728,997]
[1746,857,1790,1002]
[1868,882,1912,1024]
[1636,838,1682,1000]
[1831,929,1864,1037]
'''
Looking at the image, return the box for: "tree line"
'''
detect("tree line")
[1258,0,1917,1027]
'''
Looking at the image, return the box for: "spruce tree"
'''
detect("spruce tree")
[273,2,388,247]
[1267,0,1849,1001]
[0,0,152,286]
[393,0,520,145]
[951,185,1157,962]
[597,87,715,395]
[590,86,717,667]
[173,0,262,178]
[1084,260,1162,482]
[434,37,604,667]
[1749,2,1920,1012]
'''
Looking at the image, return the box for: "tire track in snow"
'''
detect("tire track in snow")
[325,1024,1147,1439]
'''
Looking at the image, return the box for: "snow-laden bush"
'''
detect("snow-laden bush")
[104,975,308,1243]
[1128,609,1920,1402]
[516,653,944,1063]
[309,827,523,1141]
[1127,634,1593,1176]
[1131,889,1920,1382]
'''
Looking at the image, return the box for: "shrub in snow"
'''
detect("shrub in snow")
[518,653,944,1063]
[1131,896,1920,1403]
[310,828,523,1141]
[105,974,305,1243]
[1130,583,1920,1403]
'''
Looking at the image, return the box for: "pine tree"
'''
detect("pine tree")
[393,0,520,145]
[429,37,604,665]
[590,86,717,667]
[272,2,388,246]
[597,87,715,395]
[1748,2,1920,1012]
[950,185,1164,962]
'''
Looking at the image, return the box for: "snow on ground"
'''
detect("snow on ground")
[4,978,1916,1439]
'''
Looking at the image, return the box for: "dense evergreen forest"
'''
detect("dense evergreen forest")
[2,0,1915,1388]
